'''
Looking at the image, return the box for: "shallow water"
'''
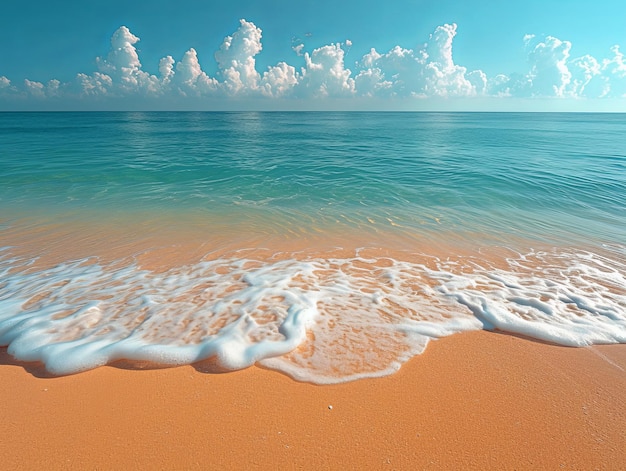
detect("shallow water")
[1,112,624,382]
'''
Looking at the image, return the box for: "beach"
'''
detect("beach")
[1,111,625,469]
[2,331,625,470]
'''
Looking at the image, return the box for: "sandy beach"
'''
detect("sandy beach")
[1,330,624,470]
[1,219,625,469]
[2,101,626,471]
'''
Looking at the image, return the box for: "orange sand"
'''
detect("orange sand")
[2,218,625,468]
[1,331,625,470]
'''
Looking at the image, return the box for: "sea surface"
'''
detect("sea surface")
[0,111,624,383]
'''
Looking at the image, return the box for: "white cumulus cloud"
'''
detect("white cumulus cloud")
[159,56,176,85]
[3,19,626,108]
[354,67,393,97]
[569,54,603,97]
[525,35,572,97]
[423,24,477,97]
[215,19,263,94]
[261,62,299,97]
[355,24,482,98]
[24,79,45,97]
[298,43,355,97]
[174,48,218,95]
[25,79,61,98]
[94,26,160,95]
[75,72,113,97]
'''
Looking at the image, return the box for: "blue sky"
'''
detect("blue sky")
[1,0,626,111]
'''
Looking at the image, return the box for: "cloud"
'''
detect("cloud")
[24,79,45,97]
[75,72,113,97]
[494,34,626,99]
[174,48,218,95]
[21,78,62,99]
[354,24,481,98]
[214,19,263,94]
[569,54,603,97]
[356,46,424,96]
[261,62,299,97]
[159,56,175,85]
[298,43,355,97]
[423,24,477,97]
[2,19,626,108]
[354,67,393,97]
[524,35,572,97]
[292,43,305,57]
[94,26,160,95]
[601,45,626,97]
[0,76,24,98]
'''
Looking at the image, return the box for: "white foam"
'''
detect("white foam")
[0,246,624,383]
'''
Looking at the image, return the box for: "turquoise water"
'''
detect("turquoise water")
[2,112,624,243]
[0,112,624,382]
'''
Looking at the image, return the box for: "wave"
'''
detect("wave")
[1,245,624,383]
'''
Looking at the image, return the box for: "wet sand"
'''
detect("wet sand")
[1,330,625,470]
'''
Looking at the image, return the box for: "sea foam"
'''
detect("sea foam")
[0,246,624,383]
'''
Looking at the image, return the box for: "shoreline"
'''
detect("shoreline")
[2,330,625,470]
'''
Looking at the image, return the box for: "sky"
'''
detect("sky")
[1,0,626,111]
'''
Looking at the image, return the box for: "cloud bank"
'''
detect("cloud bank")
[2,19,626,109]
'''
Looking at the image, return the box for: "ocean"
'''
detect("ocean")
[0,111,624,383]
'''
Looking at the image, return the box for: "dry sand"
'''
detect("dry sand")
[1,330,625,470]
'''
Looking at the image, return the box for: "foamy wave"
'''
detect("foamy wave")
[0,247,624,383]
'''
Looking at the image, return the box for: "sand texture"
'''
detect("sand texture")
[1,330,625,470]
